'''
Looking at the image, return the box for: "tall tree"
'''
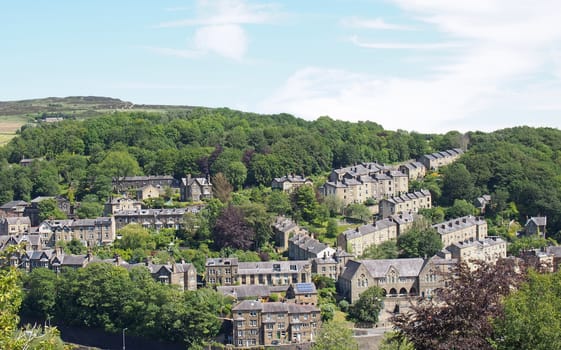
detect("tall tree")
[312,321,358,350]
[347,286,385,324]
[212,205,255,250]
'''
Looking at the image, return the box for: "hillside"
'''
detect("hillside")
[0,96,196,145]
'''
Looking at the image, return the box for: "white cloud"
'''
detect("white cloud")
[341,17,414,30]
[153,0,277,60]
[350,35,463,50]
[194,25,248,61]
[261,0,561,133]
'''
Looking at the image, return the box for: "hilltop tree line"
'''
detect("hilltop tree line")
[0,108,459,204]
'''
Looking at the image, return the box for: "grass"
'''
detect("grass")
[0,115,29,145]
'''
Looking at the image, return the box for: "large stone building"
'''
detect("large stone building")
[180,174,213,202]
[444,236,507,266]
[113,207,201,230]
[288,233,335,260]
[524,216,547,238]
[37,217,115,247]
[0,200,29,217]
[103,196,143,216]
[338,219,398,257]
[271,174,313,193]
[0,216,31,236]
[378,190,432,218]
[311,248,354,281]
[320,163,409,207]
[418,148,464,171]
[231,300,320,348]
[398,161,427,180]
[272,216,309,250]
[433,215,488,247]
[338,256,455,303]
[127,261,198,291]
[205,258,312,287]
[112,175,176,192]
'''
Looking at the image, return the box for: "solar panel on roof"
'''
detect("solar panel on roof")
[295,283,315,293]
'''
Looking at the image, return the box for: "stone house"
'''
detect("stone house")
[271,174,313,193]
[38,217,115,247]
[338,258,425,303]
[524,216,547,238]
[103,196,142,216]
[0,234,45,253]
[128,261,198,291]
[433,215,488,248]
[311,248,354,281]
[272,216,309,250]
[231,300,320,348]
[112,175,176,192]
[338,219,398,257]
[285,283,318,305]
[418,148,464,171]
[288,233,335,260]
[444,236,506,267]
[0,200,29,217]
[205,258,312,287]
[180,174,213,202]
[473,194,492,214]
[135,184,161,200]
[113,207,201,231]
[398,161,427,180]
[320,169,409,207]
[217,285,274,302]
[378,190,432,219]
[0,216,31,236]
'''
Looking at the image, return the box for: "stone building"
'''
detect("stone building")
[272,216,309,250]
[231,300,320,348]
[433,215,488,247]
[337,219,398,257]
[418,148,464,171]
[288,233,335,260]
[180,174,213,202]
[378,190,432,219]
[0,216,31,236]
[112,175,176,192]
[271,174,313,193]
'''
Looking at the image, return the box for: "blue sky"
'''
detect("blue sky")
[2,0,561,133]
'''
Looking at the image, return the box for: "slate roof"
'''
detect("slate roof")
[433,216,486,236]
[527,216,547,227]
[341,258,424,280]
[238,260,309,274]
[273,175,310,183]
[289,233,332,255]
[383,190,431,205]
[217,285,272,299]
[341,219,396,240]
[3,216,31,225]
[0,200,29,209]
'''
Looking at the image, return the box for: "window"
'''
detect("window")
[250,320,257,327]
[250,311,257,317]
[290,264,297,271]
[268,332,273,339]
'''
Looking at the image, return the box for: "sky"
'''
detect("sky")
[2,0,561,133]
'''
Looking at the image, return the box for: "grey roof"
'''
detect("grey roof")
[390,212,417,225]
[273,175,310,183]
[232,300,264,311]
[383,190,431,205]
[433,216,486,236]
[342,219,396,240]
[289,233,332,255]
[238,260,309,274]
[206,257,239,266]
[118,175,174,182]
[232,301,319,314]
[527,216,547,226]
[31,196,55,203]
[3,216,31,225]
[0,200,29,209]
[217,285,272,299]
[273,216,298,233]
[342,258,424,280]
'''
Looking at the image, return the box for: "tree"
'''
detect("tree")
[392,259,525,350]
[378,332,414,350]
[440,163,476,206]
[346,203,372,223]
[347,286,384,324]
[37,198,67,221]
[312,321,358,350]
[445,199,477,219]
[397,221,442,258]
[267,190,291,215]
[75,194,103,218]
[360,240,398,259]
[326,218,338,238]
[97,150,141,182]
[212,172,233,203]
[323,195,345,216]
[492,270,561,350]
[224,161,247,190]
[113,224,155,252]
[212,205,255,250]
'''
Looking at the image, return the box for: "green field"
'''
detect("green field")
[0,115,29,145]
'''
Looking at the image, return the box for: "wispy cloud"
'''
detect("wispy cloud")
[141,46,203,59]
[152,0,278,61]
[341,17,414,30]
[350,35,464,49]
[261,0,561,133]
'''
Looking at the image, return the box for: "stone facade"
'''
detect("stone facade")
[337,219,398,257]
[288,233,335,260]
[0,216,31,236]
[418,148,464,171]
[378,190,432,219]
[433,215,488,248]
[113,207,201,230]
[205,258,312,287]
[524,216,547,238]
[180,174,213,202]
[272,216,309,250]
[398,161,427,180]
[445,236,507,266]
[271,174,313,193]
[38,217,115,247]
[103,196,143,216]
[232,300,320,348]
[112,175,176,192]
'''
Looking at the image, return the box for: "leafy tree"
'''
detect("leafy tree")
[75,194,103,218]
[492,270,561,350]
[224,161,247,190]
[38,198,67,221]
[419,207,445,224]
[397,220,442,258]
[312,321,358,350]
[211,172,233,203]
[113,224,155,252]
[97,150,141,181]
[323,195,345,216]
[378,332,414,350]
[445,199,478,219]
[346,203,372,223]
[392,259,525,350]
[266,190,291,215]
[320,303,336,322]
[326,218,339,238]
[347,286,384,324]
[212,205,255,250]
[440,163,476,206]
[360,240,398,259]
[21,268,58,320]
[507,235,551,256]
[62,238,87,255]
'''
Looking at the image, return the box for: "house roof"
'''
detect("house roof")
[382,190,431,205]
[527,216,547,227]
[273,174,311,184]
[0,200,29,209]
[292,283,317,295]
[3,216,31,225]
[342,219,396,240]
[217,285,272,299]
[433,216,486,236]
[238,260,309,274]
[342,258,424,280]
